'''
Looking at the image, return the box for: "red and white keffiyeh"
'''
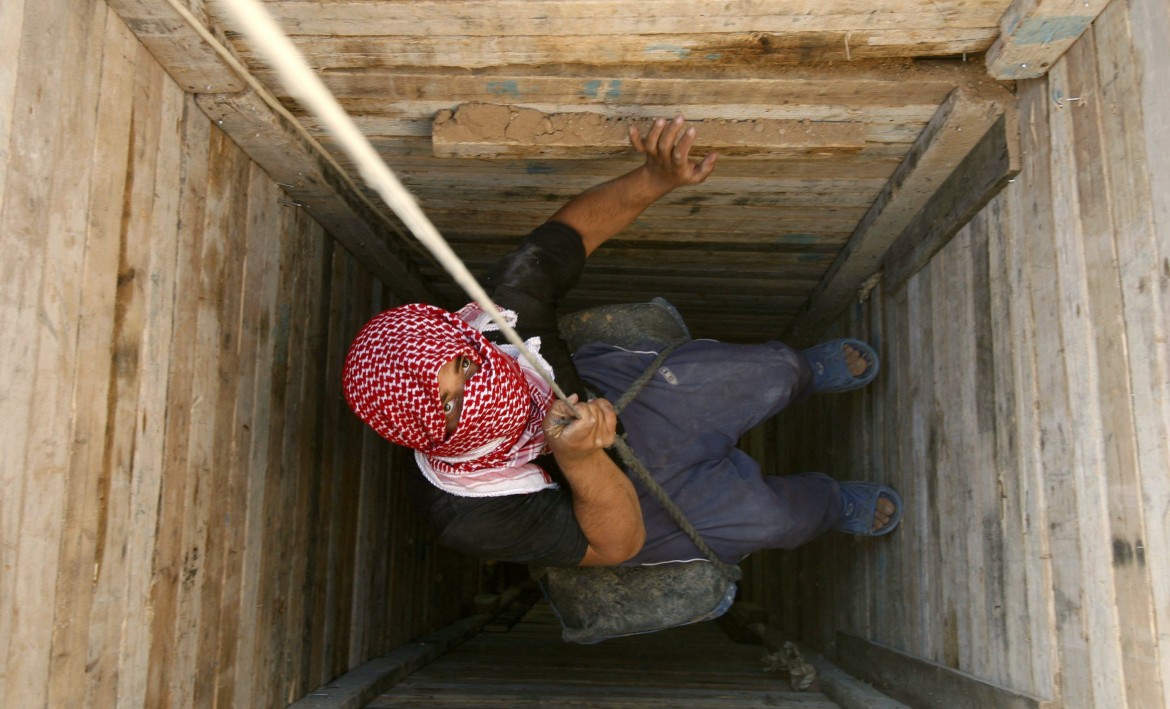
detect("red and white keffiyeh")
[342,302,557,497]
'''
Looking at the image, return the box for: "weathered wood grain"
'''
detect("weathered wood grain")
[76,14,152,708]
[0,6,482,706]
[0,0,103,701]
[882,113,1021,290]
[0,0,25,209]
[195,90,437,305]
[104,0,246,92]
[40,1,114,705]
[985,0,1112,79]
[433,103,866,159]
[239,31,998,71]
[1089,0,1170,702]
[260,0,1006,38]
[834,633,1055,709]
[783,77,1017,346]
[1125,0,1170,692]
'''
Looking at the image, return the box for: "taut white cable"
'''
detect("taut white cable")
[215,0,575,407]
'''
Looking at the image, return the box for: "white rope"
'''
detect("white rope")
[215,0,575,407]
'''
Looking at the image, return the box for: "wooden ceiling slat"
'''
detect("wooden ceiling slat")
[259,0,1006,37]
[431,104,867,159]
[237,31,998,71]
[119,0,1027,342]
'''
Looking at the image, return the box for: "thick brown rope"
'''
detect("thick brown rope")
[609,341,742,582]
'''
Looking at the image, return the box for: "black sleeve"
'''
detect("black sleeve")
[481,220,589,398]
[408,222,592,567]
[407,454,589,567]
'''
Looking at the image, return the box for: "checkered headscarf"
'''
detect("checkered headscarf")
[342,303,555,489]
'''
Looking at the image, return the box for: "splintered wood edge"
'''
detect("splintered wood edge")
[984,0,1113,79]
[432,103,866,159]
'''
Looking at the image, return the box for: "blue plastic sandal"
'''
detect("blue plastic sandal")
[802,338,879,393]
[833,482,902,537]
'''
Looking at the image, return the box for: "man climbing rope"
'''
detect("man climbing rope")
[342,116,901,569]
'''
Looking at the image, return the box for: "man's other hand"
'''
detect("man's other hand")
[630,115,719,192]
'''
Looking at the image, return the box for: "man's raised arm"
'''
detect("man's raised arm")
[548,115,718,256]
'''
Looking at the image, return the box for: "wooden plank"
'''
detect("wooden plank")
[145,71,213,709]
[433,103,865,159]
[240,30,998,70]
[231,163,290,709]
[800,647,909,709]
[927,239,966,672]
[834,633,1055,709]
[903,268,939,665]
[246,189,302,709]
[320,114,926,149]
[301,236,342,691]
[396,171,888,196]
[431,212,857,239]
[195,90,438,304]
[320,103,937,137]
[79,13,157,706]
[782,78,1016,346]
[259,59,966,104]
[0,0,102,701]
[210,154,277,709]
[985,0,1112,79]
[112,0,441,305]
[0,0,25,208]
[36,0,112,704]
[1126,0,1170,692]
[308,247,355,685]
[285,208,332,693]
[261,0,1005,38]
[171,125,247,708]
[882,113,1021,290]
[104,0,246,92]
[388,155,904,184]
[275,206,316,700]
[289,615,490,709]
[1090,0,1170,702]
[89,29,186,709]
[1017,75,1114,708]
[999,97,1060,699]
[988,189,1057,694]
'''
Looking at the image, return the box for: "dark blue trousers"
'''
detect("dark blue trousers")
[573,339,844,565]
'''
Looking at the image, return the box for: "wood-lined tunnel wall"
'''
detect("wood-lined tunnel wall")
[0,1,480,706]
[743,0,1170,705]
[3,0,1170,707]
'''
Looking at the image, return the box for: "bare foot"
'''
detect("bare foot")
[843,344,868,378]
[874,495,896,531]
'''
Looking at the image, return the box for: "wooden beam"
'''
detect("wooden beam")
[236,30,998,70]
[287,614,490,709]
[782,77,1016,346]
[197,90,438,304]
[985,0,1112,80]
[106,0,440,304]
[433,103,865,159]
[833,633,1056,709]
[103,0,246,93]
[882,112,1021,290]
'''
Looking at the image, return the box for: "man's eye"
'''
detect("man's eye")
[443,400,455,414]
[461,357,472,372]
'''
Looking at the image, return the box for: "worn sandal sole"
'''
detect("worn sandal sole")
[833,481,902,537]
[803,338,879,393]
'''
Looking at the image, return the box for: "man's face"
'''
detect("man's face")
[436,354,479,436]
